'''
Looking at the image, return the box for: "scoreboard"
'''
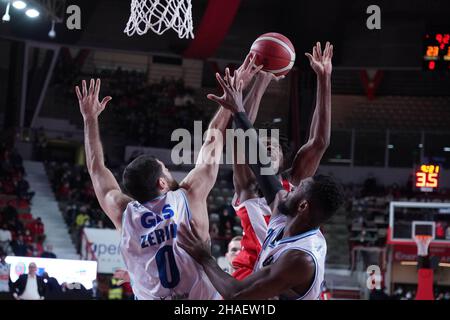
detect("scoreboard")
[423,33,450,71]
[415,164,440,192]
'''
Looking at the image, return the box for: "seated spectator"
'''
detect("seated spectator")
[65,203,79,227]
[11,235,31,257]
[9,218,25,237]
[33,242,44,257]
[358,229,367,244]
[10,148,23,169]
[224,226,233,240]
[362,173,377,196]
[23,229,33,246]
[0,250,12,300]
[75,209,90,229]
[1,178,15,195]
[15,175,34,200]
[0,224,12,253]
[28,217,45,242]
[3,201,18,222]
[57,182,71,201]
[219,206,235,237]
[82,181,95,202]
[210,222,219,239]
[41,245,57,259]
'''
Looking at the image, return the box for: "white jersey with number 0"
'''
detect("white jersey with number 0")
[119,189,219,300]
[255,213,327,300]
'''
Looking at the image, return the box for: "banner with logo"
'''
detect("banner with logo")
[393,245,450,263]
[5,256,97,289]
[81,228,126,274]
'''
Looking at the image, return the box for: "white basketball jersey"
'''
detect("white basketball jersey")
[120,189,219,300]
[255,214,327,300]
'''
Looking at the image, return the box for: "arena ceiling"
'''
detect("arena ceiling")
[0,0,449,67]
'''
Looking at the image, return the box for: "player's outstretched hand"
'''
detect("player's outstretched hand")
[207,72,245,114]
[177,221,212,264]
[113,269,130,286]
[75,78,112,121]
[229,53,264,90]
[305,41,333,78]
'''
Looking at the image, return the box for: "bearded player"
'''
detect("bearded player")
[75,77,234,300]
[224,42,333,280]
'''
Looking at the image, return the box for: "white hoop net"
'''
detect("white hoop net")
[414,235,432,257]
[124,0,194,39]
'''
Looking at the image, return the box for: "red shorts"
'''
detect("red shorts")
[231,197,271,280]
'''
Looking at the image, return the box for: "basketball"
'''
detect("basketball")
[250,32,296,76]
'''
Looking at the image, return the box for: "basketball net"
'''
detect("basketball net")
[414,235,432,257]
[124,0,194,39]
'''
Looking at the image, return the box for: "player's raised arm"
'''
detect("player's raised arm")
[179,76,232,238]
[76,79,132,231]
[231,54,284,202]
[210,72,284,210]
[177,221,314,299]
[289,42,333,186]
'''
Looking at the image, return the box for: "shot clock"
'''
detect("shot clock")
[415,164,440,192]
[423,33,450,71]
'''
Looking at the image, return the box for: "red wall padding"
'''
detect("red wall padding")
[183,0,241,59]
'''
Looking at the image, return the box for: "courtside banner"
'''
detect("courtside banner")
[5,256,97,289]
[393,245,450,263]
[81,228,126,274]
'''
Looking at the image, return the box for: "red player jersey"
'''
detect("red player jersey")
[231,178,294,280]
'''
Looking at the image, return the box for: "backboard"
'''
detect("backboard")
[388,201,450,246]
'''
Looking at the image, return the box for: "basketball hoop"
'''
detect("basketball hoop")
[124,0,194,39]
[414,235,432,257]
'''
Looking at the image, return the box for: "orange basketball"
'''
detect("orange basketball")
[250,32,296,76]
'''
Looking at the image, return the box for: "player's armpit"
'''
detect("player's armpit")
[99,189,132,231]
[228,250,316,300]
[179,132,223,200]
[90,169,132,230]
